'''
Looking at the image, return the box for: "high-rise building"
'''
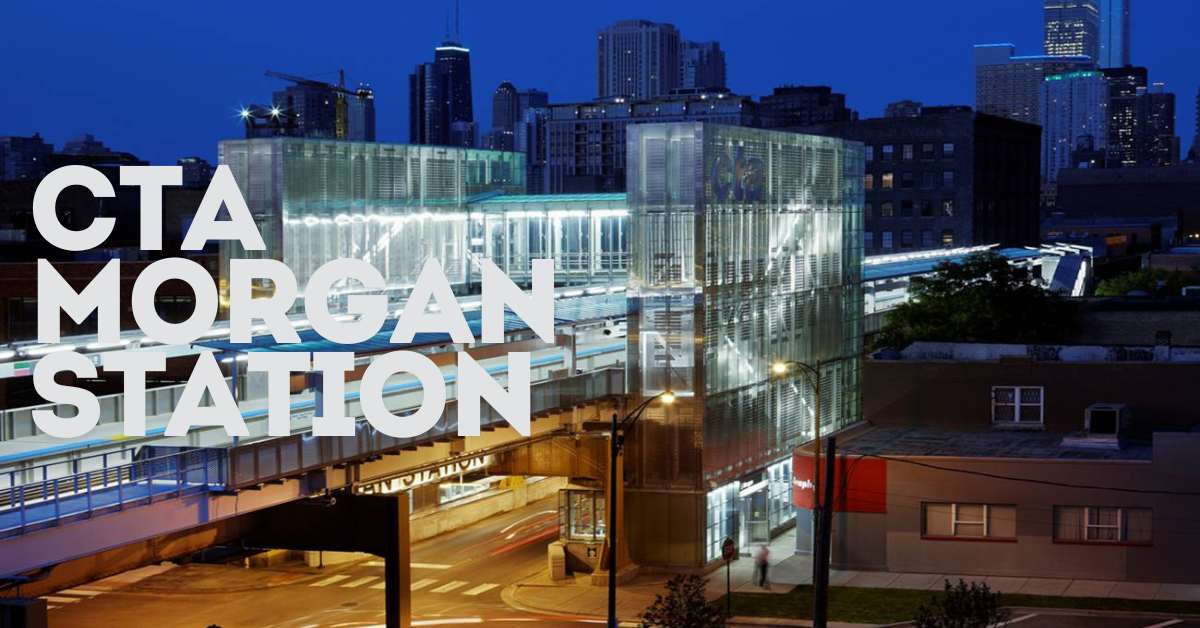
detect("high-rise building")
[974,44,1095,125]
[1102,65,1147,167]
[679,40,726,90]
[409,35,476,147]
[270,82,338,139]
[487,81,520,151]
[807,107,1042,253]
[759,85,855,127]
[596,20,681,100]
[0,134,53,181]
[1044,0,1100,60]
[514,89,549,154]
[1137,83,1178,167]
[536,90,769,194]
[1098,0,1131,68]
[347,84,376,142]
[1041,70,1109,182]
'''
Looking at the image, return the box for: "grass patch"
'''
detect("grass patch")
[723,583,1200,625]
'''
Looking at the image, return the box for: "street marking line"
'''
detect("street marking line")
[374,577,438,591]
[430,580,468,593]
[1144,620,1183,628]
[310,574,352,587]
[341,576,378,588]
[58,589,102,597]
[41,596,80,604]
[997,615,1039,627]
[365,560,385,567]
[461,583,499,596]
[47,606,59,610]
[412,563,453,570]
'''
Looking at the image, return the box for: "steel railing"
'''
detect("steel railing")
[0,448,227,538]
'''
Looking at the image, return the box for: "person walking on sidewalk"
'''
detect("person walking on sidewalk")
[754,544,770,589]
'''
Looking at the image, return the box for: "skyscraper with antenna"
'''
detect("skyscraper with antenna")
[409,0,476,147]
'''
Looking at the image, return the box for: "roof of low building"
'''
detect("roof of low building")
[838,425,1153,461]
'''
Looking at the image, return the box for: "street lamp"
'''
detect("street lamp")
[770,361,823,574]
[605,389,674,628]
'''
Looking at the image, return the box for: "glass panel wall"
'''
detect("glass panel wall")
[626,122,864,492]
[218,138,524,310]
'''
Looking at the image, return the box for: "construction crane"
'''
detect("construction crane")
[265,69,371,140]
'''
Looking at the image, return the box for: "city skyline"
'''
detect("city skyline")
[4,0,1200,165]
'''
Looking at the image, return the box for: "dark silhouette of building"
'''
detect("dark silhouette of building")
[409,12,476,148]
[536,90,767,193]
[596,20,681,100]
[884,100,923,119]
[348,83,376,141]
[177,157,214,189]
[759,85,855,127]
[680,41,725,90]
[242,72,375,141]
[487,81,520,151]
[1137,83,1178,167]
[805,107,1042,253]
[0,134,53,181]
[1103,65,1147,167]
[1056,165,1200,242]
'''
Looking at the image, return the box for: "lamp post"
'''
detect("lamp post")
[770,361,823,579]
[605,390,675,628]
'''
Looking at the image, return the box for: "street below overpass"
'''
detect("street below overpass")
[42,496,611,627]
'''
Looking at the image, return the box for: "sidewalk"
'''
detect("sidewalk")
[504,527,1200,626]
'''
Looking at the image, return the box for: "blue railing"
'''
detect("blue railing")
[0,448,226,538]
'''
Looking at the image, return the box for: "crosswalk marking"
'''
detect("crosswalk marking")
[372,577,439,591]
[363,560,451,570]
[461,583,499,596]
[41,596,80,604]
[58,589,102,597]
[310,574,351,587]
[341,576,378,588]
[1143,620,1182,628]
[430,580,468,593]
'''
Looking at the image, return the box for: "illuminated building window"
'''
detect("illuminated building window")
[920,230,933,248]
[882,231,894,250]
[880,201,894,217]
[864,174,874,191]
[902,144,914,161]
[881,173,894,190]
[1054,507,1152,544]
[943,143,956,158]
[942,199,955,216]
[923,503,1016,539]
[882,144,894,160]
[921,143,935,159]
[941,229,955,246]
[942,171,956,188]
[900,230,914,248]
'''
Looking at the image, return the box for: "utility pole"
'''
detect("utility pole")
[812,435,836,628]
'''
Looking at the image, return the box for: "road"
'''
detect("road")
[43,496,604,627]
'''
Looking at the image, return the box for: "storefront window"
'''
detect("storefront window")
[767,458,794,530]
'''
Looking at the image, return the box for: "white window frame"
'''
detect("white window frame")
[992,385,1044,425]
[952,503,987,537]
[922,502,1015,539]
[1085,507,1121,541]
[1054,505,1152,544]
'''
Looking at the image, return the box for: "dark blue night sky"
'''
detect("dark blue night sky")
[4,0,1198,165]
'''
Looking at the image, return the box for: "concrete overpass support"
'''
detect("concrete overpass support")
[238,492,411,628]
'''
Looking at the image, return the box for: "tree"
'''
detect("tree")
[877,251,1077,349]
[639,574,725,628]
[913,579,1010,628]
[1095,268,1191,297]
